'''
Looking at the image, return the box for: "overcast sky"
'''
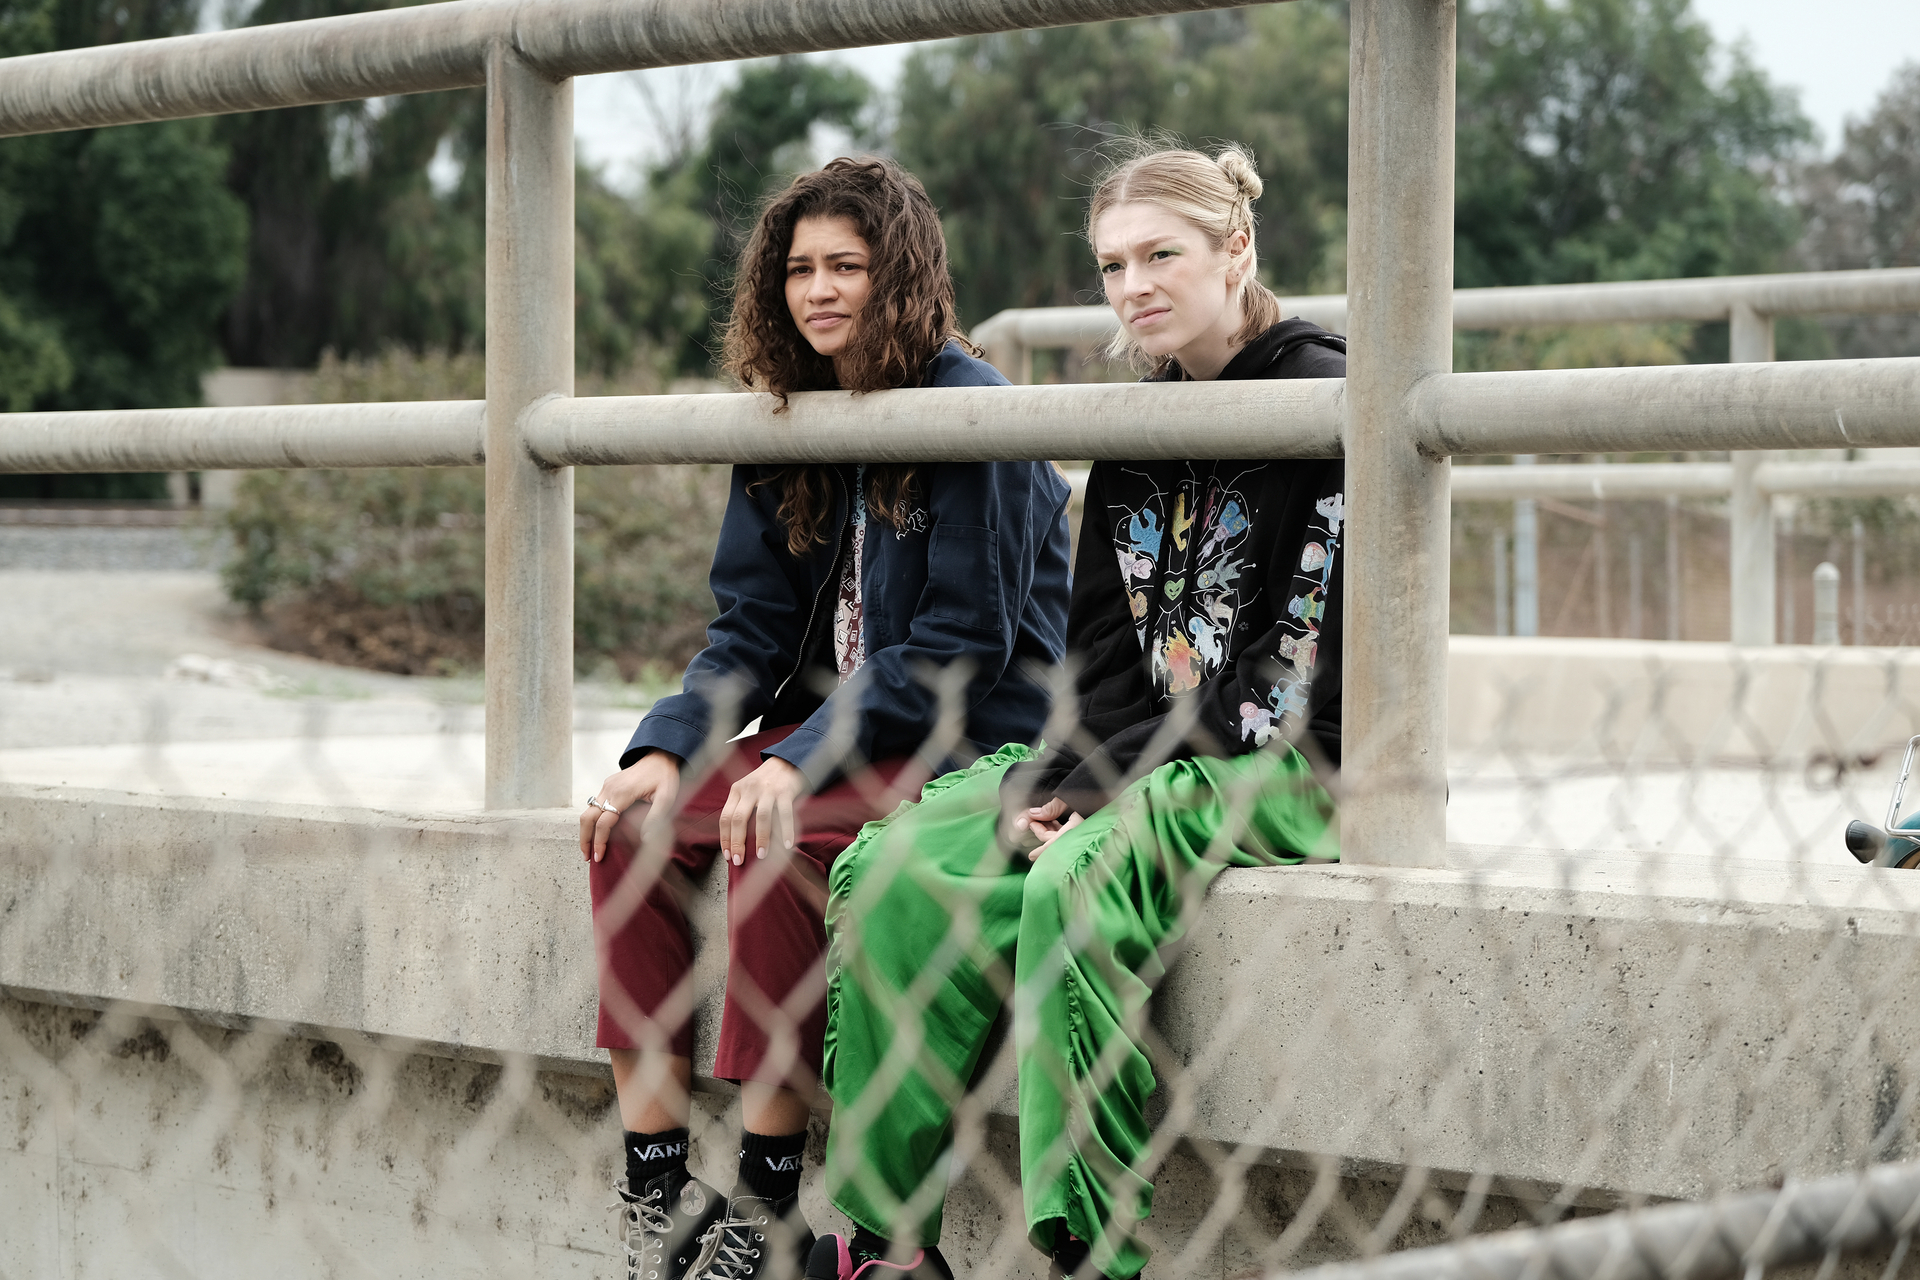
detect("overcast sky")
[572,0,1920,187]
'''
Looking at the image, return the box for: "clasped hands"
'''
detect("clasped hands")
[580,751,809,866]
[1008,795,1084,860]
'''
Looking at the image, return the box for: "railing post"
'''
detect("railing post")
[1729,303,1775,646]
[1341,0,1455,867]
[484,43,575,809]
[1512,456,1538,636]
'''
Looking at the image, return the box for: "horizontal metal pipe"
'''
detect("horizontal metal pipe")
[1450,462,1734,500]
[1278,1159,1920,1280]
[1757,460,1920,497]
[1450,460,1920,500]
[969,267,1920,350]
[1418,358,1920,456]
[525,380,1347,465]
[0,402,484,472]
[0,0,1259,137]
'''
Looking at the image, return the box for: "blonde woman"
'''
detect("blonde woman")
[809,144,1345,1280]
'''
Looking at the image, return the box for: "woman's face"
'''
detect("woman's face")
[1093,201,1248,361]
[785,214,873,363]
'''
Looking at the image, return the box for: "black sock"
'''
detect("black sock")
[625,1127,690,1192]
[1052,1225,1094,1279]
[737,1129,807,1203]
[850,1228,890,1264]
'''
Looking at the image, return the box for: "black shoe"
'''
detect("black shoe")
[687,1192,815,1280]
[1048,1231,1117,1280]
[611,1171,726,1280]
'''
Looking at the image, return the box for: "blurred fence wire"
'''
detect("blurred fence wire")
[6,641,1920,1280]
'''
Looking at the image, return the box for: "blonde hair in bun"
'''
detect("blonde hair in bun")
[1087,140,1282,370]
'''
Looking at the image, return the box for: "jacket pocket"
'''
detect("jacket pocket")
[927,524,1004,633]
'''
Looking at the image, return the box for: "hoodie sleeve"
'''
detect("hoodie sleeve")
[998,463,1160,807]
[1044,460,1347,815]
[621,466,808,767]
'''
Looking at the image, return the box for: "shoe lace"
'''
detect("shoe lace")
[608,1183,675,1280]
[688,1208,767,1280]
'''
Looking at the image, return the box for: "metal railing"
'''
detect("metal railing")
[974,268,1920,651]
[7,5,1920,1278]
[0,0,1916,857]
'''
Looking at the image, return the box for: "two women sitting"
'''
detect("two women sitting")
[582,140,1344,1280]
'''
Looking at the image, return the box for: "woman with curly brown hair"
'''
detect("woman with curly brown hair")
[581,155,1072,1280]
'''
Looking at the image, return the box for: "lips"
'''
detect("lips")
[807,312,850,329]
[1129,306,1171,328]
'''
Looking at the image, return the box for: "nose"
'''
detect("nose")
[807,270,839,303]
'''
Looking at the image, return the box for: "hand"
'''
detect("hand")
[1012,795,1084,861]
[720,756,808,866]
[580,752,681,863]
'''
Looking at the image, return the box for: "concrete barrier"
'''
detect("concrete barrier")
[1448,637,1920,764]
[6,780,1920,1275]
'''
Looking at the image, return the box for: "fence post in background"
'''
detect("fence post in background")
[1341,0,1455,868]
[1492,529,1510,636]
[484,46,575,809]
[1779,505,1796,644]
[1666,492,1682,640]
[1729,303,1776,645]
[1592,497,1611,637]
[1628,532,1643,639]
[1513,456,1538,635]
[1853,515,1867,645]
[1812,562,1840,645]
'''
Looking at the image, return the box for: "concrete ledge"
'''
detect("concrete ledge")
[1448,637,1920,764]
[6,783,1920,1205]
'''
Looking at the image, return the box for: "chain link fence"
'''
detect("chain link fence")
[5,611,1920,1280]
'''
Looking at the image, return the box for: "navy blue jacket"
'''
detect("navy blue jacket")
[623,343,1073,786]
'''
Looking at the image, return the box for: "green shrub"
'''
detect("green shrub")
[222,347,727,678]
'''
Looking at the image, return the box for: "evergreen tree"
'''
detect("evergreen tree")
[0,0,249,498]
[1799,62,1920,359]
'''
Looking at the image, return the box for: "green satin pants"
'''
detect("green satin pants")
[820,741,1336,1279]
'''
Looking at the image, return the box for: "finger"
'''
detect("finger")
[594,808,622,863]
[776,790,797,854]
[754,792,776,859]
[580,809,596,859]
[719,789,742,864]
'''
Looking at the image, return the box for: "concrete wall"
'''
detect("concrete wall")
[1448,636,1920,764]
[5,782,1919,1275]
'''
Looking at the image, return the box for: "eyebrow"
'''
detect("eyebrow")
[788,250,868,263]
[1095,236,1182,259]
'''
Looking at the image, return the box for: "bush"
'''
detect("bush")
[222,348,727,678]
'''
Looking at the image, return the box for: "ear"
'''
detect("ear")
[1226,229,1252,281]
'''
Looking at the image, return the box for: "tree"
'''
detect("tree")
[892,7,1351,332]
[0,0,249,498]
[1455,0,1810,291]
[1799,62,1920,359]
[219,0,485,369]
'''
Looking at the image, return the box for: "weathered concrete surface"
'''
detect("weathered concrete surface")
[6,786,1918,1205]
[1449,636,1920,765]
[0,991,1580,1280]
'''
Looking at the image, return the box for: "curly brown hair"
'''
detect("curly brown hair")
[723,156,976,555]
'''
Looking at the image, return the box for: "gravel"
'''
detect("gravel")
[0,526,230,572]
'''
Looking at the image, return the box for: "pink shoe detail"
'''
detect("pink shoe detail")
[850,1250,925,1279]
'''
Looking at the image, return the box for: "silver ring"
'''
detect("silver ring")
[586,796,620,815]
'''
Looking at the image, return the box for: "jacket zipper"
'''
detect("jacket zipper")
[772,469,852,705]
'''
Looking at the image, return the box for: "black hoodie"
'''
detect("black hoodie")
[1009,318,1347,815]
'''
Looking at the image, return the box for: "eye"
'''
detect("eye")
[1099,261,1122,275]
[1150,248,1177,261]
